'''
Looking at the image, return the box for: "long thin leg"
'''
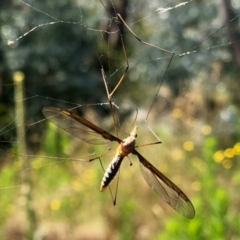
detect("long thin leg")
[98,157,115,204]
[117,14,174,55]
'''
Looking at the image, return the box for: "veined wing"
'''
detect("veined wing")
[42,106,122,145]
[134,150,195,219]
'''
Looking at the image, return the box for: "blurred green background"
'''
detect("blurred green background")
[0,0,240,239]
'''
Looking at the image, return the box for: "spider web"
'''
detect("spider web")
[0,0,240,239]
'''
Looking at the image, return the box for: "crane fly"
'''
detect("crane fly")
[42,106,195,219]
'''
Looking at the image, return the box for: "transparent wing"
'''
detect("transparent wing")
[42,106,122,145]
[134,150,195,219]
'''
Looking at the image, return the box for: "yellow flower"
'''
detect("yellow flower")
[183,141,194,151]
[213,150,224,163]
[72,179,82,191]
[201,125,212,135]
[50,199,61,211]
[171,149,184,161]
[222,159,232,169]
[224,148,235,158]
[234,142,240,155]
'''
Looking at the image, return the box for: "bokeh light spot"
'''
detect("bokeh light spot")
[31,158,43,169]
[13,71,25,82]
[224,148,235,158]
[213,150,224,163]
[234,142,240,155]
[172,108,183,118]
[171,149,184,161]
[201,125,212,135]
[222,159,232,169]
[191,181,201,191]
[50,199,61,211]
[183,141,194,151]
[72,179,82,191]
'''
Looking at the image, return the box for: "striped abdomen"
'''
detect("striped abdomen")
[100,154,124,191]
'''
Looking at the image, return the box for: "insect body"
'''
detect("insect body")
[42,106,195,219]
[100,126,137,191]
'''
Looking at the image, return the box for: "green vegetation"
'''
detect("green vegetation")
[1,112,240,239]
[0,0,240,239]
